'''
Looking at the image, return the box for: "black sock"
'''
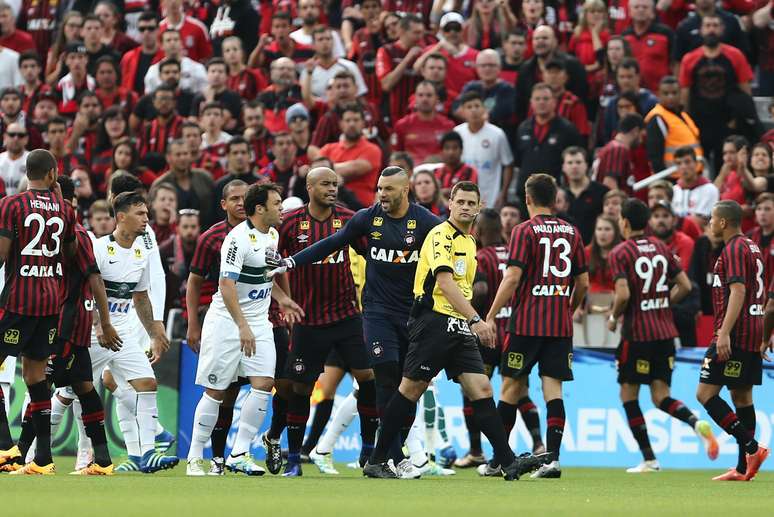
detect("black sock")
[0,388,12,449]
[17,405,34,459]
[624,400,655,461]
[356,380,378,457]
[78,389,111,467]
[370,392,416,464]
[27,381,52,465]
[703,396,758,454]
[373,363,403,462]
[286,393,310,463]
[658,397,698,428]
[735,405,756,473]
[268,393,288,440]
[211,404,234,459]
[518,397,544,448]
[462,396,481,454]
[497,400,518,439]
[471,397,515,468]
[302,398,333,455]
[546,398,565,462]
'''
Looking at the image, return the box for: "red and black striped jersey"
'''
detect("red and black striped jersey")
[435,163,478,191]
[191,153,225,181]
[58,224,98,347]
[376,42,422,124]
[507,214,587,337]
[138,115,184,157]
[349,28,383,107]
[190,219,232,307]
[609,236,681,342]
[17,0,58,68]
[476,244,510,346]
[0,188,76,316]
[227,69,268,101]
[278,205,360,326]
[711,234,765,352]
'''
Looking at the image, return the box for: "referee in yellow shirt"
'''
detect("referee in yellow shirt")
[363,181,547,481]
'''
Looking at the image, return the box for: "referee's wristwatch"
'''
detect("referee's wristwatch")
[468,315,482,327]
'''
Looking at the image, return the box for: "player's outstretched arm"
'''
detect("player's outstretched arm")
[219,276,256,358]
[717,283,746,361]
[608,277,629,332]
[291,212,364,267]
[436,272,495,348]
[89,273,122,351]
[185,272,205,353]
[669,271,692,305]
[485,265,522,325]
[133,290,170,364]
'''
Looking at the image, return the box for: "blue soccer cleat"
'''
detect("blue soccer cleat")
[437,445,458,468]
[155,430,176,453]
[282,462,303,477]
[115,455,141,472]
[139,450,179,473]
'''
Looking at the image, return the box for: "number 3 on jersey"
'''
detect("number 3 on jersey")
[539,237,571,278]
[21,213,64,257]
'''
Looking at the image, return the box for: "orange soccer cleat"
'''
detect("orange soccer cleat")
[8,461,56,475]
[69,463,114,476]
[744,446,770,481]
[711,468,747,481]
[0,445,21,467]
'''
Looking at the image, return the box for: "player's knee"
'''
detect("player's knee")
[499,377,521,403]
[274,378,292,398]
[102,375,117,392]
[131,378,157,392]
[398,378,426,402]
[71,382,94,397]
[292,381,313,396]
[351,368,375,383]
[373,361,401,389]
[729,388,752,408]
[251,377,274,392]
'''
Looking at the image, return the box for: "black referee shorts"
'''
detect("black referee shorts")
[0,312,58,360]
[616,339,675,386]
[403,310,485,383]
[699,344,762,388]
[500,333,574,382]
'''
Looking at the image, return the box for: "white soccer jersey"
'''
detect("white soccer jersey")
[209,220,278,326]
[93,234,152,336]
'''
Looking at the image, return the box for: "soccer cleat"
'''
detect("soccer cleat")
[0,445,21,467]
[712,468,747,481]
[346,461,361,469]
[363,460,398,479]
[626,460,661,473]
[396,458,422,479]
[0,462,21,472]
[139,450,179,473]
[695,420,719,461]
[743,446,769,481]
[208,457,225,476]
[533,443,547,455]
[115,456,141,472]
[282,462,302,477]
[75,449,93,471]
[261,432,283,475]
[155,429,176,453]
[309,448,339,475]
[226,453,266,476]
[502,452,552,481]
[69,463,114,476]
[417,460,455,476]
[8,461,55,475]
[455,452,487,468]
[477,461,501,477]
[531,460,562,479]
[300,452,311,464]
[186,458,207,477]
[437,445,457,468]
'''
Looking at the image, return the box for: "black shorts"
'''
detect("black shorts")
[403,311,485,383]
[49,342,93,387]
[362,311,410,366]
[324,348,350,370]
[274,326,290,380]
[287,316,370,384]
[479,344,501,378]
[501,333,574,381]
[699,344,762,387]
[0,312,58,360]
[616,339,675,385]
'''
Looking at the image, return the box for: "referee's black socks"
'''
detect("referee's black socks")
[472,397,515,468]
[703,395,758,455]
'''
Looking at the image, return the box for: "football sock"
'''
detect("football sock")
[658,397,698,428]
[462,396,482,454]
[189,393,221,460]
[370,392,416,464]
[373,362,403,462]
[267,393,288,440]
[72,398,92,453]
[497,400,518,439]
[0,386,13,449]
[703,395,758,454]
[546,398,566,462]
[518,396,544,448]
[210,403,233,459]
[115,394,140,457]
[78,389,111,467]
[114,386,165,436]
[231,389,270,457]
[28,380,52,466]
[356,380,378,456]
[471,397,515,468]
[436,404,451,447]
[735,405,756,474]
[302,398,333,455]
[423,387,438,454]
[285,392,310,463]
[317,391,358,455]
[17,404,34,459]
[49,394,69,435]
[623,400,655,461]
[136,391,159,456]
[407,421,427,466]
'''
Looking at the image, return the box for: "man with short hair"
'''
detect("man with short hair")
[46,116,87,178]
[198,102,233,172]
[261,132,303,200]
[435,131,477,200]
[249,12,314,71]
[132,59,196,130]
[18,52,49,116]
[0,122,29,195]
[622,0,675,92]
[120,12,163,96]
[0,87,42,149]
[499,30,527,86]
[415,12,478,93]
[500,202,522,243]
[0,2,34,54]
[459,49,517,138]
[671,146,719,226]
[94,57,138,117]
[145,29,208,95]
[257,57,303,133]
[159,0,212,63]
[81,14,120,76]
[192,58,242,129]
[602,58,657,143]
[393,82,455,164]
[181,121,224,181]
[409,53,456,115]
[301,27,366,100]
[376,14,425,124]
[541,58,590,139]
[159,209,200,313]
[596,113,645,195]
[88,199,114,237]
[138,85,185,171]
[674,0,748,60]
[243,100,272,168]
[214,137,262,215]
[562,146,608,244]
[64,91,101,164]
[347,0,384,107]
[56,42,94,119]
[291,0,346,57]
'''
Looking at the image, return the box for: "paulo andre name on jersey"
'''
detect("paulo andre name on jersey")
[210,219,278,326]
[291,203,441,317]
[93,233,151,335]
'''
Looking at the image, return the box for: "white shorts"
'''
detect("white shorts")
[88,329,155,387]
[195,312,276,391]
[0,356,16,384]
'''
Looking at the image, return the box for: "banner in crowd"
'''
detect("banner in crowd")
[179,346,774,471]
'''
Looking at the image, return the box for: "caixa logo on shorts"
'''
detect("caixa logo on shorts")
[446,318,471,336]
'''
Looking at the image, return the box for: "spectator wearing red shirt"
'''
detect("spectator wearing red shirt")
[181,121,224,181]
[622,0,675,92]
[222,36,267,102]
[415,12,478,94]
[649,200,694,271]
[261,131,305,200]
[312,103,382,207]
[18,52,50,117]
[596,113,644,194]
[160,0,212,63]
[94,0,139,54]
[392,81,455,165]
[383,0,433,25]
[607,0,631,34]
[542,58,590,138]
[120,12,164,96]
[714,135,757,232]
[249,12,314,71]
[256,57,303,133]
[0,4,35,54]
[499,29,527,86]
[408,53,458,116]
[242,100,272,169]
[585,214,621,293]
[94,57,139,119]
[64,90,101,165]
[348,0,385,108]
[747,192,774,291]
[647,179,702,241]
[376,14,425,124]
[57,42,95,119]
[434,130,478,199]
[569,0,610,98]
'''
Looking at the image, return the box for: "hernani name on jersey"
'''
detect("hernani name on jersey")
[28,199,60,211]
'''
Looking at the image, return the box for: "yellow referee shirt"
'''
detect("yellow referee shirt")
[413,220,477,320]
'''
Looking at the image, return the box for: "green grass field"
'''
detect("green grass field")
[2,457,771,517]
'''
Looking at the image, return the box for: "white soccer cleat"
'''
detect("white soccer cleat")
[417,460,455,476]
[477,462,502,477]
[396,458,422,479]
[531,460,562,479]
[626,460,661,473]
[208,457,225,476]
[75,449,94,471]
[186,458,207,477]
[309,448,339,475]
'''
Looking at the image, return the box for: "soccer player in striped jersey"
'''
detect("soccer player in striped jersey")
[697,200,769,481]
[608,199,717,473]
[485,174,589,479]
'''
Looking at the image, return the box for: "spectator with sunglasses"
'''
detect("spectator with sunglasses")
[0,122,29,195]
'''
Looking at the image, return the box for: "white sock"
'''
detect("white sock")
[407,421,427,466]
[230,389,270,457]
[115,394,141,457]
[317,391,358,455]
[136,391,159,456]
[188,394,221,460]
[423,388,437,455]
[156,420,165,436]
[0,383,10,413]
[50,394,70,435]
[113,385,137,413]
[71,398,92,453]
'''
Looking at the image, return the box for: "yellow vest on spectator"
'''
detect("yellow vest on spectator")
[645,104,703,168]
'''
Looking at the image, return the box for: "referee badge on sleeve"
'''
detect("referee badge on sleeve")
[454,259,466,275]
